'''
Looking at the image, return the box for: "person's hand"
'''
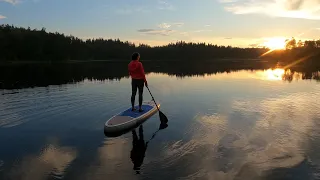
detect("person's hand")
[145,81,148,87]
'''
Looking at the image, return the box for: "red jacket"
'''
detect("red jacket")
[128,60,146,82]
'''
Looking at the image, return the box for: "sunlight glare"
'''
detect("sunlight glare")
[265,68,285,80]
[255,68,285,81]
[263,37,286,50]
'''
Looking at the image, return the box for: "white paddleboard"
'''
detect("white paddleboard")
[104,100,160,134]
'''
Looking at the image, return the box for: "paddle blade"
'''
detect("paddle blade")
[159,111,168,123]
[159,122,168,130]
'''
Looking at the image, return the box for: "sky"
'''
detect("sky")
[0,0,320,47]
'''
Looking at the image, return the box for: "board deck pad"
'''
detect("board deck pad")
[107,116,133,126]
[120,104,154,118]
[105,101,159,129]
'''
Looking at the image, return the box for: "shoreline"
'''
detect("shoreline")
[0,58,265,66]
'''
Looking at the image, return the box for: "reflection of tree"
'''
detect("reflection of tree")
[281,69,320,82]
[313,72,320,81]
[302,72,313,80]
[0,61,269,89]
[1,62,319,90]
[282,72,293,82]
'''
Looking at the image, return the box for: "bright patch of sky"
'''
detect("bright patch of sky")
[0,0,319,47]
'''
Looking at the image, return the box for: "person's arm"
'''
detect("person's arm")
[140,63,148,86]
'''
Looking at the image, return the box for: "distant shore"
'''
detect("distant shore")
[0,58,267,66]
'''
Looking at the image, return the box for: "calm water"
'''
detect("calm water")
[1,68,320,180]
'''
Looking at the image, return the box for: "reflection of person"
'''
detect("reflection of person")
[130,125,148,174]
[130,123,168,174]
[128,52,148,112]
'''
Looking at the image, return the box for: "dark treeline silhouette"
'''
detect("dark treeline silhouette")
[0,24,267,61]
[1,24,320,68]
[0,61,319,90]
[2,24,320,67]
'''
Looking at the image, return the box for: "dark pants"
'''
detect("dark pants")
[131,79,144,108]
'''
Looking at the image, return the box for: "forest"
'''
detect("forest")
[1,24,320,89]
[1,24,319,64]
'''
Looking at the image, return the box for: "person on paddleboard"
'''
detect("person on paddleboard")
[128,52,148,112]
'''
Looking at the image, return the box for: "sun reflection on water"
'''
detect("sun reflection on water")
[261,68,285,81]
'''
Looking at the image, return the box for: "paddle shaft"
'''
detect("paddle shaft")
[146,85,169,124]
[146,86,160,111]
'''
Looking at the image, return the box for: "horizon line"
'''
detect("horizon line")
[2,24,317,49]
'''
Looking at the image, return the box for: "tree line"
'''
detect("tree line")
[0,24,266,61]
[1,24,320,67]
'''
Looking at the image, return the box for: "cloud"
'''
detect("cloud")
[79,138,141,180]
[285,0,304,10]
[158,22,184,29]
[0,15,6,19]
[172,22,184,27]
[224,37,233,39]
[158,0,175,10]
[158,23,171,29]
[177,86,320,179]
[1,0,20,5]
[221,0,320,20]
[204,25,211,27]
[137,29,175,36]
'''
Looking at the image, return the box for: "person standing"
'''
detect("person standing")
[128,52,148,112]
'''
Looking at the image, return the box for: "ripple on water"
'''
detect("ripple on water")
[156,87,320,179]
[7,143,77,180]
[0,84,118,128]
[0,160,4,171]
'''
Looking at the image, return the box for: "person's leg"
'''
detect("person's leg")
[132,129,138,146]
[131,79,138,110]
[137,80,144,111]
[139,125,144,141]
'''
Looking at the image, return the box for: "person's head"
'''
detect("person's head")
[132,52,140,61]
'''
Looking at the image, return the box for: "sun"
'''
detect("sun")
[263,37,286,50]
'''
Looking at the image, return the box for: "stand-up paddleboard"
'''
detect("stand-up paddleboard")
[104,101,160,135]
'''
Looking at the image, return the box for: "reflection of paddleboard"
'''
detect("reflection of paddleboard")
[104,101,160,134]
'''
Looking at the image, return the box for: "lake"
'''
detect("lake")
[1,63,320,180]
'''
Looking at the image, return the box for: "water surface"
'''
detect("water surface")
[1,68,320,180]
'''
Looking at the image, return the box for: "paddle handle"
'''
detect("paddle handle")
[146,86,160,111]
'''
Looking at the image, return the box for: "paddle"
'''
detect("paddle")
[146,86,168,123]
[146,122,169,145]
